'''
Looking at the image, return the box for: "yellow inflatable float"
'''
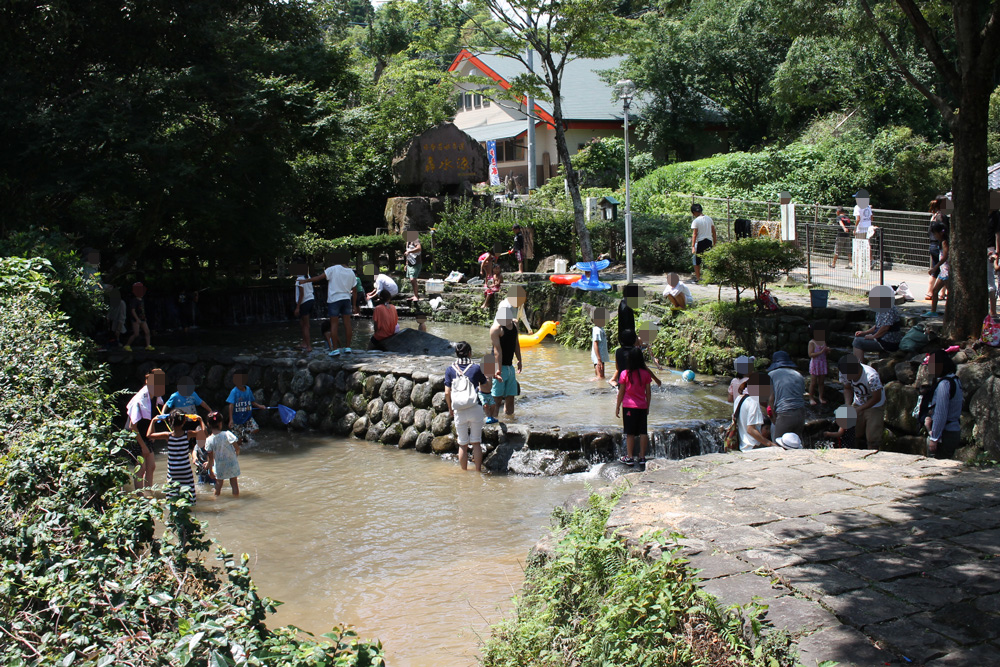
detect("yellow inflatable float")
[519,321,559,347]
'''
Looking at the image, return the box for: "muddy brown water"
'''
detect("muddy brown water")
[146,319,730,664]
[153,434,605,666]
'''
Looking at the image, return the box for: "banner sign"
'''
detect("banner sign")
[486,140,500,186]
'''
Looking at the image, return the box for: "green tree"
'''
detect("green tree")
[702,238,804,303]
[0,0,358,280]
[854,0,1000,340]
[459,0,633,263]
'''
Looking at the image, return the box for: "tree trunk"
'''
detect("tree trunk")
[550,93,594,263]
[943,82,992,341]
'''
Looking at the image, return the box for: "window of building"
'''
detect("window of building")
[464,93,473,110]
[496,138,525,162]
[483,97,490,107]
[474,94,482,108]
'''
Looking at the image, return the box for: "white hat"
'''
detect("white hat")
[776,433,803,449]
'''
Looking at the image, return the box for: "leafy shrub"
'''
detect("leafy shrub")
[0,269,384,665]
[0,231,105,329]
[630,122,950,212]
[430,199,577,275]
[648,302,752,375]
[481,489,795,667]
[702,239,804,302]
[572,137,655,189]
[589,213,693,274]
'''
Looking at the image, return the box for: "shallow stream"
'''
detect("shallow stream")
[157,433,604,666]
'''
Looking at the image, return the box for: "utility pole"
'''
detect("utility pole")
[526,44,536,192]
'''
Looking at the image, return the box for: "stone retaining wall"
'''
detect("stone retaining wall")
[111,349,720,475]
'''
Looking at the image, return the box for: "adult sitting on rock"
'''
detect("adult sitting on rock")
[838,355,886,450]
[734,372,777,451]
[490,303,522,417]
[922,348,963,460]
[767,351,806,439]
[852,285,903,361]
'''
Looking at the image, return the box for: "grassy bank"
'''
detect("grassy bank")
[482,489,797,667]
[0,257,383,665]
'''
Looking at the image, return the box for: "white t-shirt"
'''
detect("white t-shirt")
[691,215,715,243]
[324,265,357,303]
[373,274,399,297]
[734,395,764,452]
[853,205,873,232]
[126,386,165,426]
[839,364,886,408]
[663,281,693,305]
[295,275,314,304]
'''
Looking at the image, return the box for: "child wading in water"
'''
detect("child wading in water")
[146,409,204,503]
[591,307,609,381]
[808,324,829,405]
[616,347,654,466]
[227,369,266,444]
[205,412,241,497]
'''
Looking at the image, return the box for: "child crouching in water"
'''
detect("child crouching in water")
[205,411,241,497]
[615,347,654,466]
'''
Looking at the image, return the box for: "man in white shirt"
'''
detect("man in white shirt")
[734,372,776,451]
[366,273,399,303]
[838,355,886,449]
[662,272,693,309]
[300,252,357,357]
[690,203,716,283]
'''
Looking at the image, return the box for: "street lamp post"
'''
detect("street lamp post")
[617,79,635,283]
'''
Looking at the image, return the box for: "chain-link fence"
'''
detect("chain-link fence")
[685,195,932,294]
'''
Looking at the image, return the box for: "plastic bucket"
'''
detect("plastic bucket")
[553,258,568,274]
[810,289,829,309]
[425,279,445,294]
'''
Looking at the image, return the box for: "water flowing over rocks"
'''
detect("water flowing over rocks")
[111,348,736,475]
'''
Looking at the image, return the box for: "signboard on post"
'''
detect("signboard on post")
[487,140,500,186]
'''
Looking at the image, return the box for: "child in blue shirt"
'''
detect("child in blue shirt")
[227,368,266,444]
[164,376,212,415]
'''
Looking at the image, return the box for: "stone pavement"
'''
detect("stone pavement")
[607,448,1000,666]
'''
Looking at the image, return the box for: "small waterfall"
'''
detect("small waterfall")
[610,419,728,460]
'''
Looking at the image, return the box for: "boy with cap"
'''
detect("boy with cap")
[690,203,716,283]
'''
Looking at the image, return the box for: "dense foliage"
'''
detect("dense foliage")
[430,200,578,275]
[630,118,951,213]
[701,239,804,303]
[481,489,796,667]
[0,261,384,665]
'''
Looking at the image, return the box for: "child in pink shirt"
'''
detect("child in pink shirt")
[615,347,654,466]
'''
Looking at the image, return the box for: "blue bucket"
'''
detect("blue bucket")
[810,289,829,309]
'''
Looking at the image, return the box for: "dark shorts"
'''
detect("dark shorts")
[298,299,314,317]
[327,298,352,317]
[622,407,648,436]
[694,239,713,265]
[515,249,524,263]
[122,418,152,464]
[933,430,962,460]
[369,335,388,351]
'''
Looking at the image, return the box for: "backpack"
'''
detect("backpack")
[724,395,750,452]
[899,324,930,352]
[450,363,479,410]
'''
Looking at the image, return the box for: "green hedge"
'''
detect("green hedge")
[0,258,384,666]
[429,199,577,276]
[630,123,950,213]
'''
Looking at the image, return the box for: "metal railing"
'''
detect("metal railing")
[685,195,932,293]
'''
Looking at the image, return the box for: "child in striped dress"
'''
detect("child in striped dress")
[147,409,204,502]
